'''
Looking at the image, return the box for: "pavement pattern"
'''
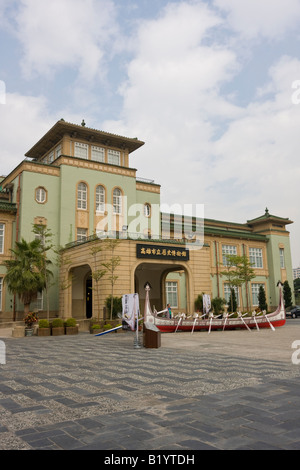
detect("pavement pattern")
[1,323,300,450]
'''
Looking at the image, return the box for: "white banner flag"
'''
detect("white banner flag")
[122,293,140,331]
[203,294,211,315]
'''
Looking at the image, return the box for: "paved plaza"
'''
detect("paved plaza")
[1,320,300,450]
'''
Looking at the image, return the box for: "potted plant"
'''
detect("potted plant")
[38,319,51,336]
[65,318,78,335]
[90,323,102,334]
[51,318,65,336]
[24,312,38,336]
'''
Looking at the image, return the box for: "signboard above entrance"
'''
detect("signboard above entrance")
[136,244,189,261]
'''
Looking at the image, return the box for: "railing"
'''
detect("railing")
[65,231,187,249]
[136,177,155,184]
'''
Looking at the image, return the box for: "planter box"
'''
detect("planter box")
[51,327,65,336]
[90,328,102,334]
[65,326,78,335]
[12,326,25,338]
[38,328,51,336]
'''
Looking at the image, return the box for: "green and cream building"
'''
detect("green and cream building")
[0,120,294,322]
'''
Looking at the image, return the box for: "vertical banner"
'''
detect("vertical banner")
[203,294,211,315]
[122,293,140,331]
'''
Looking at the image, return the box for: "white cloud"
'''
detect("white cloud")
[0,92,87,176]
[103,3,300,264]
[14,0,119,82]
[213,0,300,40]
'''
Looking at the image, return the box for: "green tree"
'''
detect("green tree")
[105,296,122,319]
[101,238,121,320]
[229,288,237,313]
[221,254,255,311]
[258,285,268,311]
[294,278,300,304]
[233,255,255,311]
[220,254,242,312]
[194,294,203,312]
[4,238,51,317]
[90,241,106,321]
[283,280,293,308]
[211,297,227,316]
[32,224,54,320]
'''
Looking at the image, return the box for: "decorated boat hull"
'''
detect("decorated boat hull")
[143,283,286,333]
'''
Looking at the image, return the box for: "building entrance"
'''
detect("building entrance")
[134,262,189,315]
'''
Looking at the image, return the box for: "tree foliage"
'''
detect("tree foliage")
[4,238,52,316]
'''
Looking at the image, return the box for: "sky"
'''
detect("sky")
[0,0,300,268]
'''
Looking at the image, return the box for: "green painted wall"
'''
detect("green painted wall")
[266,233,294,306]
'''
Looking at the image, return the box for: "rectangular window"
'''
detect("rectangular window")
[249,247,263,268]
[91,146,105,163]
[166,281,178,308]
[77,228,88,241]
[279,248,285,268]
[107,149,120,166]
[75,142,88,159]
[77,183,87,210]
[55,144,61,159]
[224,284,240,307]
[113,189,122,215]
[251,283,264,306]
[0,278,2,311]
[0,224,4,254]
[48,151,54,163]
[222,245,237,265]
[30,291,43,311]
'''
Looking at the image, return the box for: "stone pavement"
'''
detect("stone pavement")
[1,321,300,450]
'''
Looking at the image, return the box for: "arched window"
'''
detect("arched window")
[77,182,87,210]
[144,203,151,217]
[96,185,105,213]
[113,188,122,214]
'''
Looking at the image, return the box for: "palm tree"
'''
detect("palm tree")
[4,238,51,317]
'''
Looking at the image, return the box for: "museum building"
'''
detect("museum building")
[0,120,294,322]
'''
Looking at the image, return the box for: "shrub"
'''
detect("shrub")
[103,323,112,330]
[38,319,50,328]
[51,318,64,328]
[194,294,203,312]
[91,324,101,330]
[65,318,77,327]
[105,296,122,319]
[211,297,227,316]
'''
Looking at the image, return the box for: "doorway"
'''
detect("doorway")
[86,277,93,319]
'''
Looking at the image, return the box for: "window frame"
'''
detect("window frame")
[75,142,88,160]
[165,281,178,308]
[279,248,285,269]
[113,188,122,215]
[144,203,151,218]
[0,277,3,311]
[251,283,265,306]
[249,247,263,268]
[222,244,237,266]
[91,145,105,163]
[77,182,88,210]
[35,187,47,204]
[0,223,4,254]
[108,149,121,166]
[77,228,88,241]
[95,185,105,213]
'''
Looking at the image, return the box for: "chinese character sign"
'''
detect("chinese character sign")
[136,244,189,261]
[122,293,140,331]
